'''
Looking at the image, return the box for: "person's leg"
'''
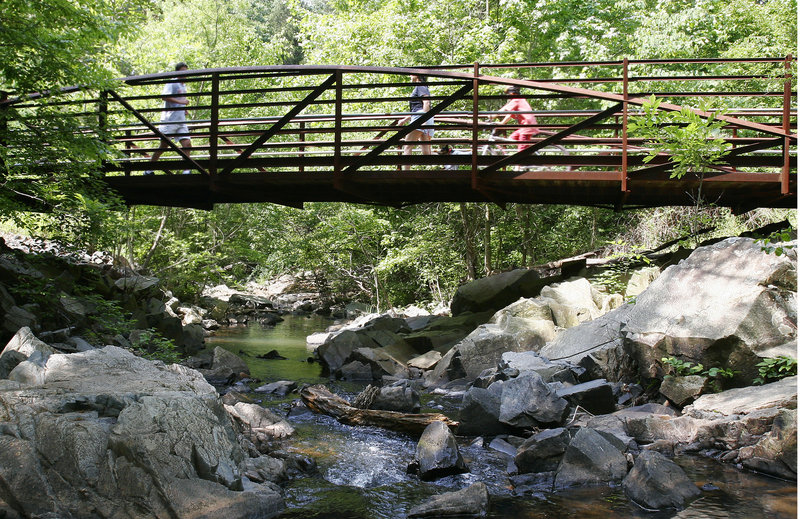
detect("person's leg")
[145,137,170,175]
[179,137,192,174]
[420,128,432,156]
[403,130,422,170]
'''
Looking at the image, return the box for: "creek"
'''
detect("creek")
[207,316,797,519]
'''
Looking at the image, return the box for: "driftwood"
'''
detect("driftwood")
[300,384,458,436]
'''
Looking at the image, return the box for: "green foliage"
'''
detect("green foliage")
[753,356,797,385]
[662,356,705,377]
[591,240,651,296]
[130,329,181,364]
[756,229,797,257]
[629,95,731,179]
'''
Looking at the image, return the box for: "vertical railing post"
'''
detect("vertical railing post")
[0,91,8,182]
[471,62,480,191]
[781,54,792,195]
[209,73,219,177]
[98,90,109,175]
[621,58,629,193]
[334,71,343,180]
[299,120,306,173]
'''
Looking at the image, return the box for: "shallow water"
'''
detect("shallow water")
[208,320,797,519]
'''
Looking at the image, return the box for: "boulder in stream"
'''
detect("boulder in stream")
[408,420,469,481]
[622,450,701,510]
[407,481,490,518]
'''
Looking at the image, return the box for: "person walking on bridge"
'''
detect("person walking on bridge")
[144,62,192,175]
[493,85,540,152]
[401,74,434,170]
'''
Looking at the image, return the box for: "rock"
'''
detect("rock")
[256,349,287,360]
[407,482,490,518]
[539,304,636,382]
[349,346,408,380]
[515,427,572,474]
[3,306,38,335]
[200,346,250,383]
[114,274,160,295]
[554,428,628,489]
[408,421,469,480]
[353,384,420,413]
[8,349,49,386]
[659,375,708,407]
[0,327,56,379]
[488,437,517,457]
[624,266,660,298]
[457,382,510,436]
[0,346,283,518]
[225,402,295,451]
[624,238,797,384]
[740,408,797,480]
[182,323,205,355]
[408,350,442,370]
[539,278,608,328]
[340,360,373,381]
[451,268,553,316]
[499,371,569,428]
[622,450,701,510]
[254,380,297,396]
[316,330,375,373]
[243,455,287,484]
[683,376,797,420]
[556,379,616,415]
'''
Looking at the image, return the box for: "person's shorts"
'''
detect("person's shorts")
[159,122,191,142]
[510,127,539,151]
[411,112,434,137]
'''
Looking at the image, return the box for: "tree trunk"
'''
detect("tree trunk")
[300,385,458,435]
[483,204,492,275]
[459,203,477,280]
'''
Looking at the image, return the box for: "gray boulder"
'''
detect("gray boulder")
[316,330,375,373]
[3,306,38,336]
[254,380,297,396]
[0,345,283,518]
[200,346,250,383]
[554,428,628,489]
[340,360,373,381]
[353,384,421,413]
[451,268,552,316]
[659,375,708,407]
[739,408,797,480]
[499,371,569,428]
[457,382,509,436]
[540,277,614,329]
[623,450,701,510]
[225,402,295,451]
[539,303,636,382]
[515,427,572,474]
[556,379,616,415]
[407,482,489,518]
[0,327,56,379]
[408,350,442,370]
[498,351,575,383]
[408,421,468,481]
[624,238,796,383]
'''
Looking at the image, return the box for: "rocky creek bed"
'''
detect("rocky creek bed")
[0,233,795,518]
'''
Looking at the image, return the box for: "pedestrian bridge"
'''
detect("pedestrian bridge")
[2,58,796,211]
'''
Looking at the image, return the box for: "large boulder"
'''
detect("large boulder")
[554,428,628,489]
[200,346,251,383]
[739,408,797,480]
[225,402,296,451]
[514,427,572,474]
[624,238,796,383]
[0,326,56,379]
[539,303,636,382]
[498,371,569,428]
[407,482,490,518]
[451,269,553,316]
[408,421,469,481]
[457,382,509,436]
[0,345,284,518]
[539,277,615,329]
[622,450,701,510]
[316,330,376,374]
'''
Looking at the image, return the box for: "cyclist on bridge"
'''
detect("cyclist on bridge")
[493,85,540,151]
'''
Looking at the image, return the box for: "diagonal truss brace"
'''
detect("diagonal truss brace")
[220,74,338,175]
[480,103,623,175]
[108,90,209,175]
[343,83,473,174]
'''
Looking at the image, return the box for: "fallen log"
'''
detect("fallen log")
[300,384,459,436]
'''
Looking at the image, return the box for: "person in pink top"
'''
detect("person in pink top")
[494,85,540,151]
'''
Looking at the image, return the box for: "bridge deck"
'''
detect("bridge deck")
[3,59,797,211]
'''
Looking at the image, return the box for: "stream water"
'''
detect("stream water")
[206,316,797,519]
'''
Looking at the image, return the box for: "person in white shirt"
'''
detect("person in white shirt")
[144,62,192,175]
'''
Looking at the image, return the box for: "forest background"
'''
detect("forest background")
[0,0,797,308]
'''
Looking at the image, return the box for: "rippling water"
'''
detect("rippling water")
[208,320,798,519]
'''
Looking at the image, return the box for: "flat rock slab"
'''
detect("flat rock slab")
[684,376,797,419]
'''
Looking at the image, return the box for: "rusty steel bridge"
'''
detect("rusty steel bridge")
[2,58,796,211]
